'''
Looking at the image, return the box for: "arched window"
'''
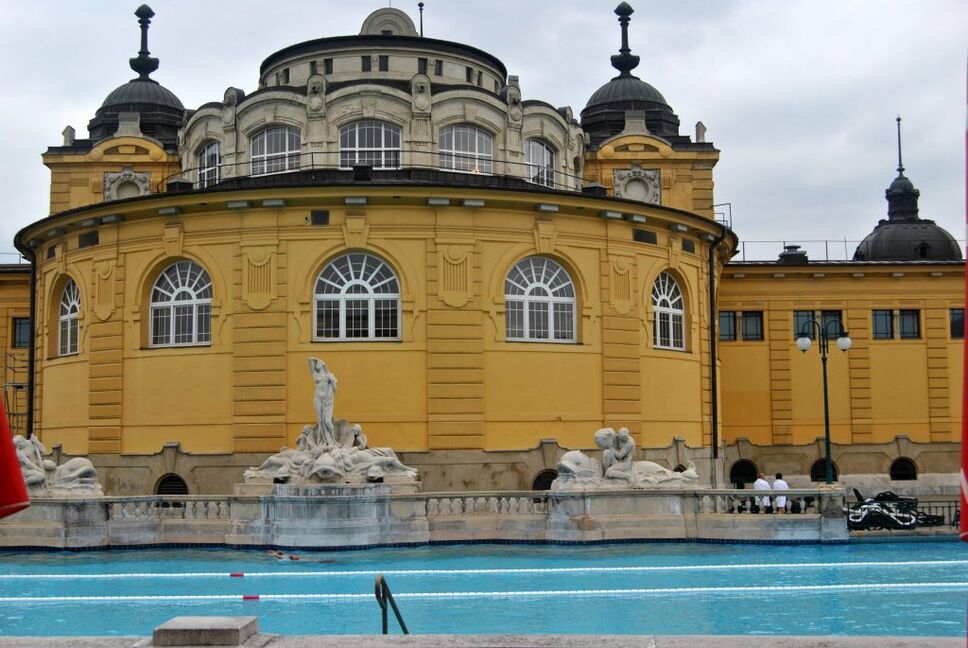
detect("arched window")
[339,121,401,169]
[531,469,558,491]
[155,473,189,495]
[314,253,400,341]
[810,459,839,482]
[890,457,917,481]
[197,141,220,188]
[58,278,80,356]
[440,125,493,173]
[525,139,555,188]
[149,261,213,347]
[652,272,685,350]
[251,126,301,175]
[505,257,576,343]
[729,459,757,489]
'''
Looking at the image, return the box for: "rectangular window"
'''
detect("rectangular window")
[793,310,814,339]
[12,318,30,348]
[434,59,443,76]
[466,66,473,83]
[378,55,389,72]
[821,310,842,335]
[418,57,428,75]
[361,56,372,72]
[324,58,333,75]
[282,68,290,84]
[899,309,920,339]
[872,309,893,339]
[476,71,483,86]
[681,239,696,253]
[950,308,964,339]
[310,61,317,76]
[742,311,764,341]
[718,311,736,341]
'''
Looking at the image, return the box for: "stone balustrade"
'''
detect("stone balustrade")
[0,487,848,549]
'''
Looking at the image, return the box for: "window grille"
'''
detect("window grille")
[505,257,576,343]
[652,272,684,350]
[439,125,493,173]
[149,261,212,347]
[58,280,80,356]
[314,253,400,341]
[251,126,301,175]
[339,121,401,169]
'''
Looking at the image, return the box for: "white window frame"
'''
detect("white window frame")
[525,138,555,188]
[251,126,301,176]
[197,140,220,188]
[652,271,685,350]
[439,124,493,174]
[505,256,576,343]
[339,120,401,170]
[58,279,80,356]
[314,253,401,342]
[149,260,213,348]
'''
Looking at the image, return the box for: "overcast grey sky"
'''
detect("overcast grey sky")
[0,0,964,262]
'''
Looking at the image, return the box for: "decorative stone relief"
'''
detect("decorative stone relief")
[610,256,634,315]
[411,74,431,114]
[533,219,557,254]
[505,76,522,125]
[94,262,115,321]
[242,249,276,311]
[410,74,433,144]
[14,435,104,497]
[552,427,699,490]
[667,238,681,271]
[342,213,369,248]
[244,358,418,485]
[307,74,326,117]
[103,167,151,202]
[613,165,661,205]
[438,245,472,308]
[162,223,184,257]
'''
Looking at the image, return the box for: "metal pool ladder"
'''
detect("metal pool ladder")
[374,574,410,634]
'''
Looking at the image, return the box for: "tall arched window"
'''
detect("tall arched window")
[525,139,555,187]
[58,278,80,356]
[314,253,400,341]
[149,261,212,347]
[440,125,493,173]
[251,126,301,175]
[339,121,401,169]
[505,257,576,342]
[197,141,220,188]
[652,272,685,350]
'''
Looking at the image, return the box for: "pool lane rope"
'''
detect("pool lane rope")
[1,581,967,603]
[2,559,967,580]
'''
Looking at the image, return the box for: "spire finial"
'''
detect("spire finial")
[610,3,640,78]
[895,115,904,175]
[129,5,159,81]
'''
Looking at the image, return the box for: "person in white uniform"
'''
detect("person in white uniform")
[752,472,771,513]
[773,472,790,514]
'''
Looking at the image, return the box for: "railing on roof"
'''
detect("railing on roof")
[164,149,589,195]
[733,238,968,262]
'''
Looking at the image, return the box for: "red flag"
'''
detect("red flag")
[0,396,29,519]
[961,60,968,541]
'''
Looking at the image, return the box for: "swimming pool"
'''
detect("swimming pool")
[0,541,965,637]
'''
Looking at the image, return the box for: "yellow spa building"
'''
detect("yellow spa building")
[6,4,963,495]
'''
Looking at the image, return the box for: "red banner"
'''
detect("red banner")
[0,397,29,519]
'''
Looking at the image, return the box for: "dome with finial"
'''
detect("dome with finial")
[853,117,962,262]
[580,3,680,147]
[88,5,184,146]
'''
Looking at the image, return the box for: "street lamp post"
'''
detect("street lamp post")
[796,319,852,485]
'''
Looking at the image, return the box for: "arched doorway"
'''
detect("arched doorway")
[729,460,758,489]
[531,469,558,491]
[889,457,917,481]
[155,473,189,495]
[810,459,839,482]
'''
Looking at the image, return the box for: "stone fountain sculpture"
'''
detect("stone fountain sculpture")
[13,434,104,497]
[243,358,418,486]
[552,426,699,490]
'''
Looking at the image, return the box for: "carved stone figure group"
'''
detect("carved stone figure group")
[552,426,699,490]
[244,357,418,485]
[14,434,104,497]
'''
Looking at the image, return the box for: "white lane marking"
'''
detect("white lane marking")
[2,559,967,580]
[1,581,967,603]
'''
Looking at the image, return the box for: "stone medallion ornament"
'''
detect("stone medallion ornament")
[552,426,698,490]
[244,358,418,486]
[613,165,661,204]
[104,166,151,201]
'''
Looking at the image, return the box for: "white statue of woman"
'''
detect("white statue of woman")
[309,357,338,447]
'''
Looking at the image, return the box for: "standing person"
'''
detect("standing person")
[773,472,790,514]
[753,472,771,514]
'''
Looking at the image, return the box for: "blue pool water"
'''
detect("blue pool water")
[0,541,965,637]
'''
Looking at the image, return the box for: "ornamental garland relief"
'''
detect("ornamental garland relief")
[610,256,634,315]
[103,166,151,201]
[613,165,661,205]
[438,245,472,308]
[242,249,277,311]
[94,263,115,321]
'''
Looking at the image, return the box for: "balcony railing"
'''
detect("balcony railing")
[165,150,588,196]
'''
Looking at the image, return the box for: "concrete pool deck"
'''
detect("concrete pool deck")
[0,636,962,647]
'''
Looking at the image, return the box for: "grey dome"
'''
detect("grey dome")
[101,79,183,111]
[854,220,962,262]
[585,75,669,108]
